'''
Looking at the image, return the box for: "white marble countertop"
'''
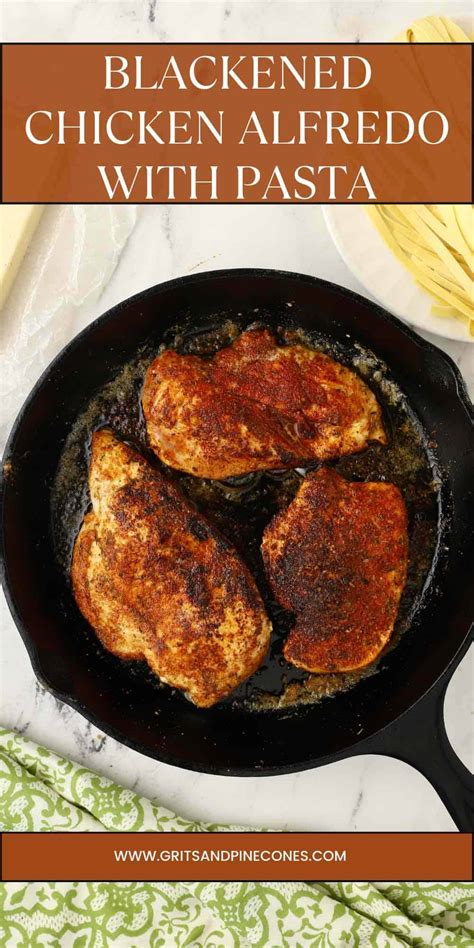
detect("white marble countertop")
[1,0,473,832]
[2,0,473,45]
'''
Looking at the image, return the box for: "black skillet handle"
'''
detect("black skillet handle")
[351,636,473,832]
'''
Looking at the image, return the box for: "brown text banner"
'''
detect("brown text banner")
[1,833,472,881]
[2,43,472,203]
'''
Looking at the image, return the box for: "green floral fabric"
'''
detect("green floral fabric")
[0,730,472,947]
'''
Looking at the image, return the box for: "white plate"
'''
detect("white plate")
[322,205,472,344]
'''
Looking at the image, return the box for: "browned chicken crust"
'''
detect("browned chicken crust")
[262,468,408,672]
[142,328,386,480]
[71,429,271,707]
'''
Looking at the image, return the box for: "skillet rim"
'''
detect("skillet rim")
[1,267,473,776]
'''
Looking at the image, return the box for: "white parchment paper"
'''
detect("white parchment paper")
[0,205,138,451]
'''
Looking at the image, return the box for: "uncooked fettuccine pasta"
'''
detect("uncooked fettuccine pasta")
[367,17,473,335]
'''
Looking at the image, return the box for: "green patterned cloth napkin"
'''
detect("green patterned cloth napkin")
[0,730,472,947]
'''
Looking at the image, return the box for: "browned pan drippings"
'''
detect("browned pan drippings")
[52,315,441,712]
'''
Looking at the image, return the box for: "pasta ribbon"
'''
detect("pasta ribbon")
[367,17,473,335]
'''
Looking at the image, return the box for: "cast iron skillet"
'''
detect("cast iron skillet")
[1,269,473,830]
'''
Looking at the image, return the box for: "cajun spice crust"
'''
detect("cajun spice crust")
[262,467,408,672]
[71,429,271,707]
[142,328,386,479]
